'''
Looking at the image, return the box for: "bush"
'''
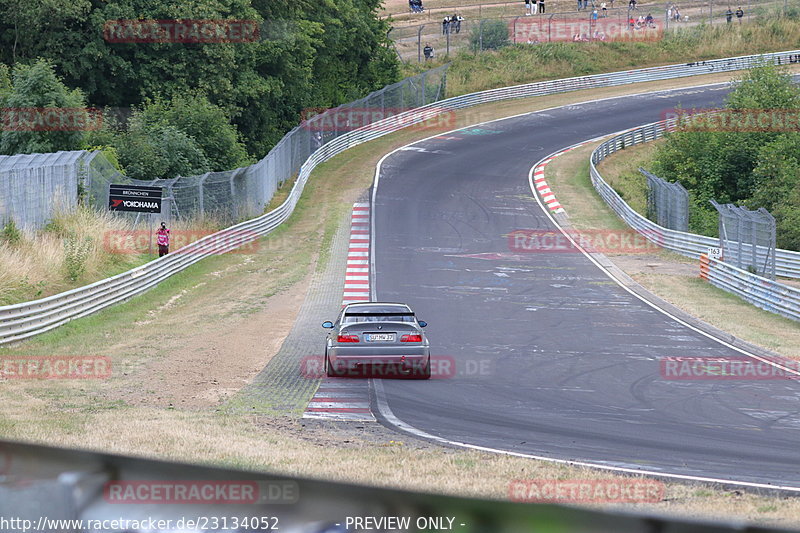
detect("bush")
[1,220,22,245]
[0,59,90,155]
[116,121,210,181]
[651,64,800,249]
[63,231,93,281]
[470,20,510,51]
[134,95,251,172]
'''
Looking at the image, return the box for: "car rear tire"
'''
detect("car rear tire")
[325,353,341,378]
[412,359,431,380]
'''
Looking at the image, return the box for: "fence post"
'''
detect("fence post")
[418,25,424,62]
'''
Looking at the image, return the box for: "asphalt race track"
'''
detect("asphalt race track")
[371,83,800,488]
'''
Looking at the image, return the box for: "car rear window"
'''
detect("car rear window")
[343,306,415,324]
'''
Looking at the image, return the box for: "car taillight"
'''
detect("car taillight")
[337,334,359,343]
[400,334,422,342]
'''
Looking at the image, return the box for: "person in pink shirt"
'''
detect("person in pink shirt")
[156,222,170,257]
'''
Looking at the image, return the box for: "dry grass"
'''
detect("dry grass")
[6,405,800,526]
[434,19,800,95]
[4,73,800,528]
[0,207,140,304]
[544,139,800,360]
[0,207,246,305]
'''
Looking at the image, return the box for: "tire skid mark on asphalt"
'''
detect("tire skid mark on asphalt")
[303,203,376,422]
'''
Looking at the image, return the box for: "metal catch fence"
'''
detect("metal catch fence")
[711,199,777,279]
[641,167,688,232]
[0,151,91,231]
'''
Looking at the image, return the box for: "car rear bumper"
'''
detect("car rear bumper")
[328,346,430,373]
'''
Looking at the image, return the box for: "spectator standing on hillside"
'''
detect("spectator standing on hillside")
[601,1,607,15]
[592,8,599,21]
[525,0,533,15]
[725,7,733,22]
[454,13,464,32]
[442,15,450,34]
[423,43,433,60]
[538,0,545,13]
[667,5,673,20]
[157,222,170,257]
[736,6,744,21]
[629,0,637,10]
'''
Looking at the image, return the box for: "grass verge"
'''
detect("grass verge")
[402,18,800,95]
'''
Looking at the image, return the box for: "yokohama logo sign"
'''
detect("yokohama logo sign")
[110,199,159,209]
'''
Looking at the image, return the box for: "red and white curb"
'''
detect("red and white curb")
[303,202,375,422]
[302,380,373,421]
[532,140,594,214]
[342,202,371,306]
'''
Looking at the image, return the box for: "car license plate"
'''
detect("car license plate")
[365,333,395,342]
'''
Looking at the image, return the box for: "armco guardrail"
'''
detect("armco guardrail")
[590,121,800,279]
[590,123,800,321]
[704,254,800,321]
[3,50,800,345]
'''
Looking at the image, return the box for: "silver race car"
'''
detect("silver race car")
[322,302,431,379]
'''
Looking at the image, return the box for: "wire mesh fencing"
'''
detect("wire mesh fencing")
[82,65,449,227]
[711,200,776,279]
[640,168,688,232]
[0,151,92,231]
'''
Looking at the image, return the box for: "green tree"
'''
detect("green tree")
[0,0,91,63]
[470,20,510,51]
[0,59,91,154]
[748,135,800,250]
[136,95,250,171]
[116,117,210,181]
[652,64,800,240]
[0,0,399,159]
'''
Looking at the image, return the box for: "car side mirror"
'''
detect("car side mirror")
[418,320,427,328]
[322,321,334,328]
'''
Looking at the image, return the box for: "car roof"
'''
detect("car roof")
[344,302,411,310]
